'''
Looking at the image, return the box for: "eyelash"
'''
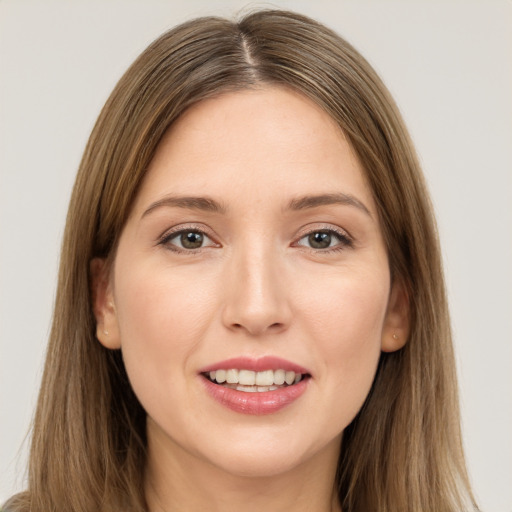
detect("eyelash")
[158,225,218,253]
[157,225,353,254]
[294,227,354,253]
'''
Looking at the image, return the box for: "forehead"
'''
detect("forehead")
[132,86,375,216]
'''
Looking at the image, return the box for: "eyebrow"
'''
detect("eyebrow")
[142,195,227,218]
[142,192,371,219]
[287,193,371,217]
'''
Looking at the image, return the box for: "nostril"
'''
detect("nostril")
[229,321,286,336]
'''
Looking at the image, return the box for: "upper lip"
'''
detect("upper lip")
[198,356,310,375]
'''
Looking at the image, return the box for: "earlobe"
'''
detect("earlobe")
[381,279,410,352]
[90,258,121,350]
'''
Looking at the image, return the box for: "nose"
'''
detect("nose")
[221,244,292,337]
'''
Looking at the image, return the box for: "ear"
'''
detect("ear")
[381,278,410,352]
[90,258,121,349]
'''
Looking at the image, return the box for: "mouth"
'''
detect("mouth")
[199,356,311,414]
[202,368,311,393]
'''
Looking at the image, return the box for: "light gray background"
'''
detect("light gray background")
[1,1,511,510]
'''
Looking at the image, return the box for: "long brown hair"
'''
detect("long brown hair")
[4,9,478,512]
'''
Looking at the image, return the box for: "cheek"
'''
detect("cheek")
[298,267,389,419]
[112,260,219,398]
[300,262,389,345]
[117,258,216,334]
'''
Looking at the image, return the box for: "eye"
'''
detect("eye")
[160,229,216,251]
[296,229,352,251]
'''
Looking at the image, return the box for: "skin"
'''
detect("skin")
[93,86,409,512]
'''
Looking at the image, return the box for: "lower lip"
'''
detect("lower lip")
[201,376,309,415]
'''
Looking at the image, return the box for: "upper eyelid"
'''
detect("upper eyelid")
[158,223,217,242]
[158,226,219,253]
[156,222,353,247]
[294,223,352,240]
[293,225,354,252]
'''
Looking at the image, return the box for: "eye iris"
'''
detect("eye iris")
[180,231,203,249]
[308,231,331,249]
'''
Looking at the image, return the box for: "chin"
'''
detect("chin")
[198,427,339,479]
[210,450,306,479]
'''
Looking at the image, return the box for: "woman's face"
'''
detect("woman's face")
[95,86,407,478]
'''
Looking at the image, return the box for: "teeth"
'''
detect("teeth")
[236,385,279,393]
[236,385,257,392]
[285,371,296,385]
[255,369,274,386]
[207,368,305,388]
[238,370,256,385]
[274,369,285,385]
[226,369,239,384]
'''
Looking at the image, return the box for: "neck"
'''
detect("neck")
[144,426,342,512]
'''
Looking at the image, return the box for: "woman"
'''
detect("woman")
[3,9,478,512]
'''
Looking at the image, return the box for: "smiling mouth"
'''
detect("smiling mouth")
[203,369,310,393]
